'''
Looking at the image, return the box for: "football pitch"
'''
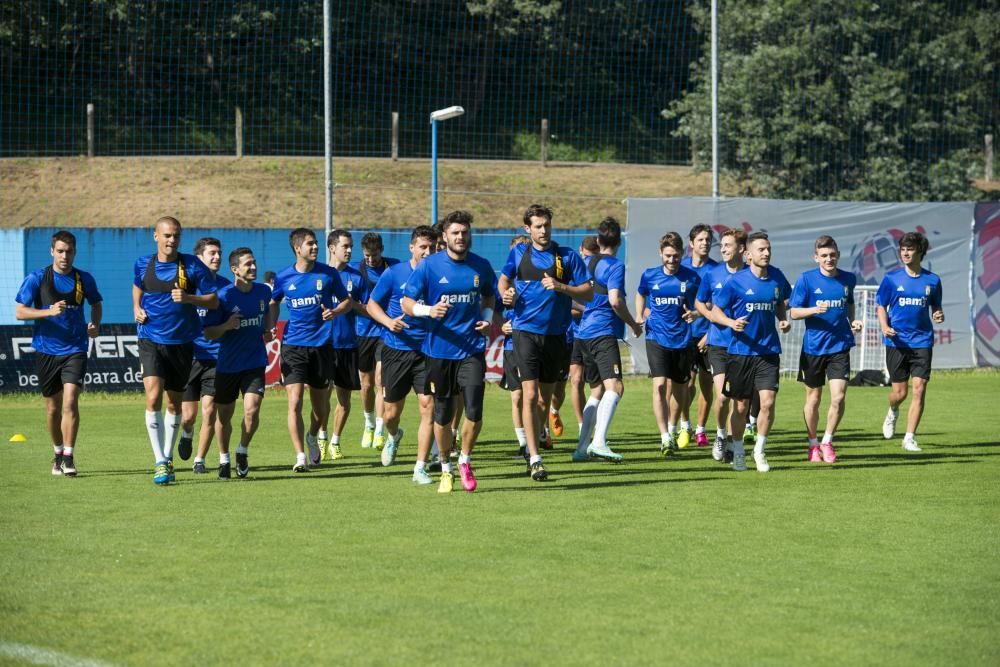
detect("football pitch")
[1,372,998,666]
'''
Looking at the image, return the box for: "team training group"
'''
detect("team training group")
[15,206,944,492]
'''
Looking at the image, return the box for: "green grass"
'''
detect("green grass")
[1,373,999,666]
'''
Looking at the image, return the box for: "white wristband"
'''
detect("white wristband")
[412,303,432,317]
[480,307,494,323]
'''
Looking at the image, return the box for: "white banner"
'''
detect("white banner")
[625,197,976,371]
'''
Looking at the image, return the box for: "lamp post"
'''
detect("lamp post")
[430,106,464,226]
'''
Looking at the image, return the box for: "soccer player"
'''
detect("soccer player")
[789,235,863,463]
[133,216,219,485]
[365,225,437,479]
[707,231,791,472]
[14,231,102,477]
[498,204,591,480]
[635,232,701,454]
[498,236,531,455]
[568,236,599,436]
[679,224,718,448]
[572,217,644,463]
[203,247,274,479]
[876,231,944,452]
[353,232,399,450]
[695,228,748,462]
[178,237,230,473]
[269,228,351,473]
[402,210,497,493]
[312,229,366,464]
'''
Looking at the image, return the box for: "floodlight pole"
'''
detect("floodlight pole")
[711,0,720,199]
[429,106,464,226]
[323,0,333,261]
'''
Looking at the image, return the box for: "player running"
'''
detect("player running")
[402,210,497,493]
[365,225,437,480]
[568,236,599,437]
[572,217,644,463]
[178,237,230,474]
[695,228,747,463]
[133,217,219,485]
[635,232,701,455]
[269,228,352,473]
[203,247,274,479]
[680,224,718,448]
[789,235,863,463]
[497,204,591,480]
[498,236,531,456]
[14,231,103,477]
[707,231,791,473]
[876,231,944,452]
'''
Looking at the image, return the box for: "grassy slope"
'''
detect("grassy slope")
[1,372,998,666]
[0,157,726,231]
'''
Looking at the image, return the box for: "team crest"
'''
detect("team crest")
[844,286,849,297]
[347,279,353,291]
[316,279,323,291]
[429,381,436,393]
[613,363,620,375]
[925,285,931,296]
[774,287,780,299]
[259,300,266,311]
[680,281,687,293]
[473,274,480,288]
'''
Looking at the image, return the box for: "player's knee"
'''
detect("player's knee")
[463,385,485,423]
[609,379,624,396]
[433,397,455,426]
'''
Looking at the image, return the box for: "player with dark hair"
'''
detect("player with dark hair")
[366,226,438,479]
[132,217,219,485]
[353,232,399,450]
[15,231,102,476]
[178,237,230,474]
[263,271,276,291]
[269,228,352,472]
[876,231,943,452]
[498,204,591,481]
[696,228,747,463]
[789,236,863,463]
[499,236,532,454]
[706,231,791,472]
[679,223,718,448]
[402,210,497,493]
[203,247,275,478]
[635,232,701,454]
[572,217,643,463]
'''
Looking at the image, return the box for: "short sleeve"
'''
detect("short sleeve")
[328,267,349,301]
[190,257,219,295]
[133,257,147,289]
[930,277,943,310]
[789,276,808,308]
[478,258,497,298]
[404,262,428,301]
[685,274,700,309]
[370,268,394,308]
[696,272,714,303]
[83,272,103,305]
[637,271,650,296]
[500,246,518,279]
[846,273,857,304]
[779,272,792,300]
[565,250,589,287]
[14,272,41,307]
[875,276,892,308]
[715,280,734,310]
[606,262,626,292]
[270,275,285,303]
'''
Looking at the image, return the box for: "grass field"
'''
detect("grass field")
[1,372,999,666]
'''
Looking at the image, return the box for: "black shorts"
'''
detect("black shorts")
[425,353,486,398]
[357,335,382,374]
[689,340,710,374]
[183,358,217,401]
[500,348,521,392]
[577,336,623,384]
[513,331,570,384]
[214,367,266,404]
[380,346,427,402]
[35,352,87,398]
[797,351,851,388]
[329,347,361,390]
[723,354,780,400]
[706,345,729,377]
[886,346,933,383]
[139,339,194,393]
[280,344,330,389]
[646,340,692,384]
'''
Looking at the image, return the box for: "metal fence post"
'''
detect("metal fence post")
[986,134,994,181]
[235,107,244,158]
[392,111,399,161]
[541,118,548,166]
[86,103,94,157]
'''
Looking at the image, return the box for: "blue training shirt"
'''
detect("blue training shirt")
[637,264,701,350]
[714,266,792,356]
[352,257,399,339]
[270,262,349,348]
[576,254,627,340]
[15,267,102,356]
[500,242,589,336]
[193,274,231,361]
[134,253,218,345]
[215,282,272,373]
[789,268,857,356]
[681,256,718,339]
[697,263,746,349]
[330,263,364,349]
[876,267,942,349]
[403,251,497,360]
[370,260,426,352]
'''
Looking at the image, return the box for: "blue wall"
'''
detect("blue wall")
[12,227,621,324]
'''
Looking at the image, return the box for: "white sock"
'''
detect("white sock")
[194,456,205,464]
[62,446,73,456]
[904,432,915,441]
[53,444,64,454]
[236,445,248,454]
[145,410,165,462]
[458,454,470,465]
[660,432,670,445]
[514,427,527,447]
[296,452,306,464]
[529,454,542,465]
[754,434,768,455]
[577,422,583,433]
[331,434,340,445]
[441,462,452,474]
[749,415,757,426]
[182,428,193,439]
[318,428,327,441]
[550,406,559,416]
[375,417,385,436]
[414,460,426,472]
[680,420,690,432]
[577,397,600,451]
[668,423,677,434]
[364,411,376,429]
[220,452,230,464]
[808,437,819,447]
[889,406,899,417]
[590,391,620,448]
[821,432,833,444]
[163,412,181,459]
[695,425,705,435]
[716,428,727,440]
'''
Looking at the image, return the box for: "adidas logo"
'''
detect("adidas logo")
[288,283,297,291]
[400,282,406,289]
[652,283,660,290]
[715,282,722,289]
[814,288,823,294]
[439,276,450,284]
[897,285,905,292]
[745,288,755,295]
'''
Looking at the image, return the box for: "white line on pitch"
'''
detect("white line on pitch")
[0,641,118,667]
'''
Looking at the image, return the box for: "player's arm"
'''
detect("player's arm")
[15,302,64,320]
[204,312,240,340]
[366,297,408,332]
[775,300,791,333]
[132,284,148,323]
[930,280,945,324]
[402,296,449,319]
[475,294,496,334]
[544,279,593,302]
[695,297,714,321]
[634,293,649,322]
[497,273,517,306]
[609,288,643,337]
[87,301,103,337]
[876,304,896,337]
